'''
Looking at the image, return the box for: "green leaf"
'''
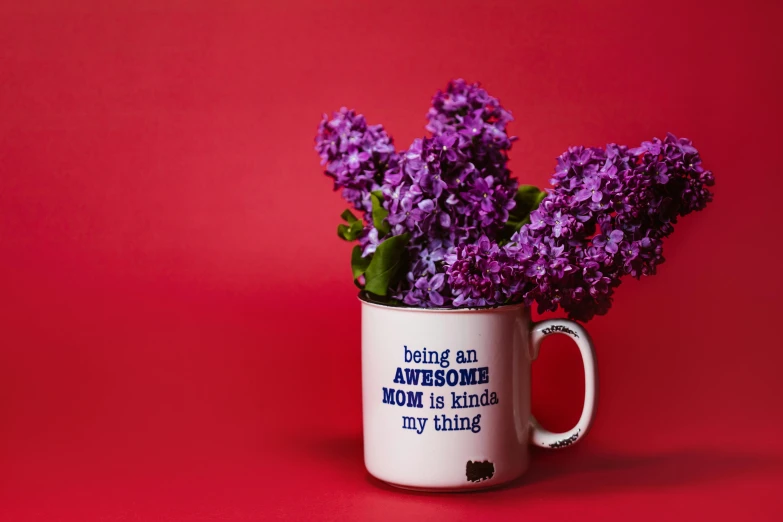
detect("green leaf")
[363,233,410,297]
[501,185,546,240]
[511,185,546,221]
[341,209,359,224]
[370,191,391,237]
[351,245,371,280]
[337,219,364,241]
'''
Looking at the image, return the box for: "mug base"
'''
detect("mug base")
[380,479,513,493]
[366,459,528,493]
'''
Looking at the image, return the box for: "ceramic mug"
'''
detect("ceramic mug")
[360,292,597,491]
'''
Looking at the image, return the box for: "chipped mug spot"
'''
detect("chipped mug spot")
[466,460,495,482]
[548,429,581,448]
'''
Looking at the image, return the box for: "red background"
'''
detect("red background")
[1,0,782,520]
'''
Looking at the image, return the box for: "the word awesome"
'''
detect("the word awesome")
[391,366,489,387]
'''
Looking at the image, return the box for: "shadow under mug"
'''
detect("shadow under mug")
[360,292,597,491]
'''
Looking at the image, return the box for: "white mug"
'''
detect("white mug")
[360,293,597,490]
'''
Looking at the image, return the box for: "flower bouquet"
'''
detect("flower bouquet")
[315,80,714,490]
[315,79,714,321]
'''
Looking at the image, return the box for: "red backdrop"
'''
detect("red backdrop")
[1,0,782,520]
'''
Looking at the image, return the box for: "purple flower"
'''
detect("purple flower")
[419,241,446,274]
[346,150,370,171]
[594,229,624,254]
[629,140,661,156]
[576,176,603,203]
[528,210,547,231]
[433,133,460,162]
[382,182,406,213]
[618,241,640,272]
[360,228,381,257]
[468,176,495,210]
[525,258,548,279]
[460,113,484,139]
[387,196,426,229]
[544,210,573,238]
[653,163,669,184]
[414,273,446,306]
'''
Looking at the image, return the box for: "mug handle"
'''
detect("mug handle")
[529,319,598,449]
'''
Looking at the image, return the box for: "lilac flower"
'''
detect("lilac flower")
[433,133,460,162]
[419,241,446,274]
[525,258,548,279]
[528,210,547,231]
[619,241,640,271]
[594,229,624,254]
[460,113,484,139]
[414,273,446,306]
[468,176,496,210]
[382,182,406,213]
[360,228,381,257]
[629,140,661,156]
[544,210,573,238]
[346,149,370,171]
[387,197,426,229]
[576,176,603,203]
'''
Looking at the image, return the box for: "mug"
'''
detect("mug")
[360,292,597,490]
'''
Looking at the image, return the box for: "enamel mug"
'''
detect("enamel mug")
[360,293,597,490]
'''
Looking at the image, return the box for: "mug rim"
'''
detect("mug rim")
[358,291,527,313]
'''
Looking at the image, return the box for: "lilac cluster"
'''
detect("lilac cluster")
[374,135,518,264]
[381,80,519,305]
[315,107,397,215]
[426,78,515,152]
[442,236,522,307]
[504,133,715,321]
